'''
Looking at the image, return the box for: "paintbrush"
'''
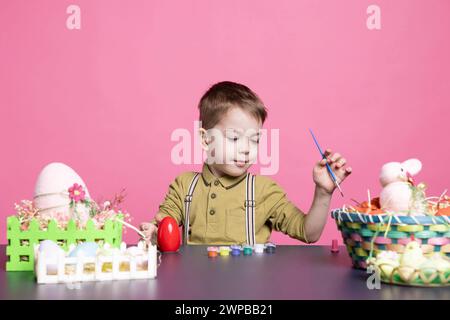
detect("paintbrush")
[309,128,344,197]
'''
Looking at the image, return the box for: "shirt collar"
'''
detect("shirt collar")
[201,162,248,189]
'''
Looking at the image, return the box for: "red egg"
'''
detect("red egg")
[157,216,181,252]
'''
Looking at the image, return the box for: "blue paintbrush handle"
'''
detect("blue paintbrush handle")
[309,128,337,180]
[325,162,338,181]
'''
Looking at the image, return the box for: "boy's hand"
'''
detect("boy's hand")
[313,149,352,195]
[140,222,157,245]
[140,213,164,245]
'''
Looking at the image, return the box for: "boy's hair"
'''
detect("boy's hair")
[198,81,267,129]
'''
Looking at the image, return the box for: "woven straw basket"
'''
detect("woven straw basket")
[331,209,450,286]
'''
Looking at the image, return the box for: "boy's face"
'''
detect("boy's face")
[202,107,262,177]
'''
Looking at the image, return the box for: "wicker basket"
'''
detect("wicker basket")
[331,209,450,270]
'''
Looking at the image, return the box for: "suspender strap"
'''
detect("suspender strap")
[184,173,200,245]
[245,173,256,246]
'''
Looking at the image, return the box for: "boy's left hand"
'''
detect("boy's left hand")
[313,149,352,195]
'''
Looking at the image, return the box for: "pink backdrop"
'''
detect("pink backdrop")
[1,0,449,245]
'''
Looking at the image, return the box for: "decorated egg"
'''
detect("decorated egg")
[126,246,145,256]
[69,242,99,258]
[39,240,63,253]
[33,162,91,224]
[97,247,120,257]
[38,240,65,274]
[126,246,147,268]
[157,216,181,252]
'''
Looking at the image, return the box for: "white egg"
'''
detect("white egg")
[38,240,65,274]
[33,162,91,221]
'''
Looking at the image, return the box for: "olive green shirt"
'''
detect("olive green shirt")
[152,163,309,245]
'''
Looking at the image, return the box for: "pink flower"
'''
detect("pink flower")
[68,183,86,202]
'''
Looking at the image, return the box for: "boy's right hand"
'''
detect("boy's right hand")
[140,222,158,245]
[140,213,164,245]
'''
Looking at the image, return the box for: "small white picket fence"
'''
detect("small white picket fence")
[34,241,157,284]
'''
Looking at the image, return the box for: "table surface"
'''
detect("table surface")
[1,245,449,300]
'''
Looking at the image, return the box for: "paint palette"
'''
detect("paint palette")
[207,243,276,258]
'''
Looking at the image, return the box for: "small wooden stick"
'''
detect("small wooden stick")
[114,217,147,240]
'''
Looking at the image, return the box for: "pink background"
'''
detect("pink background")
[1,0,449,245]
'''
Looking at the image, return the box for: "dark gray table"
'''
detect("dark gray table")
[1,245,449,300]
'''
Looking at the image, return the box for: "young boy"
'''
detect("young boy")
[141,81,352,245]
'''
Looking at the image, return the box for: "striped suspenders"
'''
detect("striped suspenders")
[183,172,256,245]
[244,173,256,246]
[183,173,201,244]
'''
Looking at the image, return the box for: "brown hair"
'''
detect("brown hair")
[198,81,267,129]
